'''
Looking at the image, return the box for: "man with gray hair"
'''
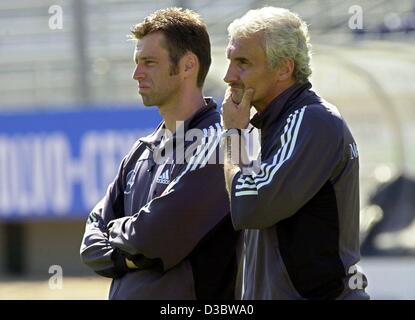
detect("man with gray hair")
[221,7,369,299]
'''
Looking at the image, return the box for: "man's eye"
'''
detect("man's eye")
[146,61,156,66]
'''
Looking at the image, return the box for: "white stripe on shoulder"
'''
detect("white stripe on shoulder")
[256,106,305,189]
[200,123,223,169]
[235,106,307,196]
[236,107,302,187]
[163,123,222,194]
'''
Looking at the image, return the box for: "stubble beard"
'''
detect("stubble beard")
[141,93,158,107]
[140,83,179,108]
[231,87,244,104]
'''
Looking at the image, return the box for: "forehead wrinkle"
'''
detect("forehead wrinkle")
[226,43,239,60]
[135,44,164,62]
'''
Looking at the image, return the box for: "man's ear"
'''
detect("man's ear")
[181,52,198,78]
[277,58,295,81]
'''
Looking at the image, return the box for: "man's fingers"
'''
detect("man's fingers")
[224,87,233,102]
[240,88,254,111]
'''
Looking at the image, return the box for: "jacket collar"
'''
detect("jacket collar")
[250,81,320,132]
[140,97,217,146]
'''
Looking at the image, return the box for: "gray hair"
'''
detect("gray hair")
[227,7,312,83]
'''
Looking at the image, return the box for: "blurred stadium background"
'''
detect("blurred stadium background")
[1,0,415,299]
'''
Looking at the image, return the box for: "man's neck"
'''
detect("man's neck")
[254,79,296,114]
[159,90,206,133]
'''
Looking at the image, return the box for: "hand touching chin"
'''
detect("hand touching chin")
[230,88,244,105]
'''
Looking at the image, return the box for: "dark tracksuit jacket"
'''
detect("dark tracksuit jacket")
[80,98,241,299]
[231,82,369,300]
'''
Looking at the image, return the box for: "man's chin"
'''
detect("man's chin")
[141,101,153,107]
[231,91,244,104]
[140,95,155,107]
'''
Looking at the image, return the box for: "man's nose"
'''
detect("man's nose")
[132,65,145,81]
[223,66,238,84]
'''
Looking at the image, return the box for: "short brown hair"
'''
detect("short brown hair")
[131,7,211,88]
